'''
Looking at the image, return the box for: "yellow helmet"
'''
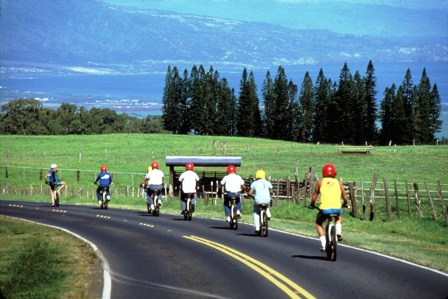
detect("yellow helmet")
[147,166,152,172]
[255,169,266,179]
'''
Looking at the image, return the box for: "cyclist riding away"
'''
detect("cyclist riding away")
[178,162,200,214]
[94,165,112,207]
[308,163,349,251]
[44,163,66,207]
[144,161,165,211]
[220,165,245,222]
[141,165,152,207]
[248,169,273,234]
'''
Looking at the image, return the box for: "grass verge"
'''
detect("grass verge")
[0,216,103,299]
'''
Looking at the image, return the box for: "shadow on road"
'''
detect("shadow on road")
[291,254,328,261]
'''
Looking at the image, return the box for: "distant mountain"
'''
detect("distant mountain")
[1,0,446,75]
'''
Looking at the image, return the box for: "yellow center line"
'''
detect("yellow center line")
[184,235,316,299]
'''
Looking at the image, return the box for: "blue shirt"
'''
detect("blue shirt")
[250,179,272,204]
[95,172,112,188]
[47,169,58,183]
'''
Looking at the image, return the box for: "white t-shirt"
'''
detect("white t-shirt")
[221,173,244,193]
[145,169,164,185]
[179,170,200,193]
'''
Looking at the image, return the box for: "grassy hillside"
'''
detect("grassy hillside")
[1,134,447,182]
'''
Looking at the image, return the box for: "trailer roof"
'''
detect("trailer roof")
[165,156,242,167]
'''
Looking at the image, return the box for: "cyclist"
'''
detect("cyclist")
[141,165,152,207]
[93,165,112,207]
[44,163,66,207]
[308,163,349,251]
[178,162,200,214]
[248,169,273,234]
[220,165,245,222]
[144,161,165,211]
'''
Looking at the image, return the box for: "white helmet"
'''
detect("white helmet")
[51,164,57,168]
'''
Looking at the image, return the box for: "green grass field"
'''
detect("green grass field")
[1,134,447,297]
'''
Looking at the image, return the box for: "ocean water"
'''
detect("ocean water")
[1,61,447,137]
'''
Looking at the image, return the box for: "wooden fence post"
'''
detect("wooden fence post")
[394,179,400,219]
[5,167,8,178]
[369,173,379,221]
[413,182,423,217]
[275,179,280,203]
[436,181,448,225]
[348,181,357,216]
[76,170,80,182]
[361,179,366,220]
[425,181,437,220]
[286,176,291,201]
[405,180,412,219]
[384,178,392,220]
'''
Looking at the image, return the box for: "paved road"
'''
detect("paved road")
[1,200,447,299]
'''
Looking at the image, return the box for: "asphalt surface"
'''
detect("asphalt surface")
[1,200,447,299]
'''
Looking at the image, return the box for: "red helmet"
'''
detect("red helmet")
[227,165,236,174]
[100,165,107,172]
[186,163,194,171]
[151,161,159,169]
[322,163,336,178]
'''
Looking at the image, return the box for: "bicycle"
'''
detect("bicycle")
[96,184,110,209]
[183,192,195,221]
[227,195,239,230]
[49,181,64,207]
[147,188,161,216]
[309,205,339,261]
[256,203,269,237]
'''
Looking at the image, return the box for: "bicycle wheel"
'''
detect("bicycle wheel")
[230,205,238,230]
[183,199,189,220]
[262,211,268,237]
[103,192,107,209]
[326,223,332,260]
[327,224,337,261]
[55,192,60,207]
[153,199,160,216]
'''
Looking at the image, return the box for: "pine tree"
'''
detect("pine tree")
[203,66,219,135]
[429,84,443,140]
[313,69,332,143]
[286,80,299,141]
[364,60,378,143]
[262,70,275,139]
[414,68,437,144]
[298,71,314,142]
[162,65,182,134]
[400,69,416,144]
[379,85,396,144]
[353,71,367,144]
[189,65,207,135]
[273,66,290,140]
[179,68,191,134]
[334,63,355,143]
[215,78,233,136]
[236,68,260,137]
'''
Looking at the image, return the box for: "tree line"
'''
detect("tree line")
[162,61,443,145]
[1,61,443,145]
[0,100,164,135]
